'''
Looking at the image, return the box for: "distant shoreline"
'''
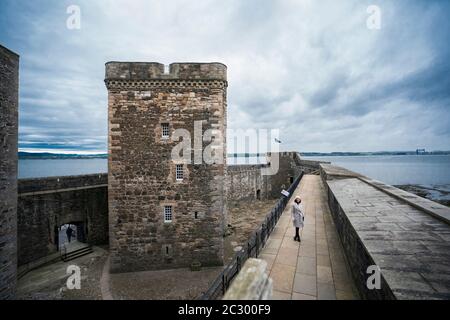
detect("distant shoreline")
[19,151,450,160]
[19,152,108,160]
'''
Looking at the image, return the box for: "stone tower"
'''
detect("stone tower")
[0,45,19,299]
[105,62,227,273]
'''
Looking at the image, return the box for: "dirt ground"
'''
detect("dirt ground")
[224,199,277,262]
[109,266,223,300]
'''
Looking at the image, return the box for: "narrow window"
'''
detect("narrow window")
[176,164,184,181]
[194,212,198,219]
[164,205,172,223]
[161,123,170,138]
[164,65,170,74]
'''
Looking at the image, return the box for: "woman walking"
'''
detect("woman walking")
[292,196,304,242]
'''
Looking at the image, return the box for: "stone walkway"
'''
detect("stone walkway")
[16,246,108,300]
[259,175,359,300]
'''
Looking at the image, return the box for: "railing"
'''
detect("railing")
[199,171,304,300]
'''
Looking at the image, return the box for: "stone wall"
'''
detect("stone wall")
[320,163,450,299]
[266,152,304,198]
[227,153,326,202]
[105,62,228,273]
[226,165,271,201]
[17,174,108,266]
[223,258,272,300]
[0,45,19,300]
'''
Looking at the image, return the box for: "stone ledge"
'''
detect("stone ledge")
[359,176,450,225]
[320,163,450,225]
[223,258,272,300]
[18,173,107,194]
[320,163,450,299]
[0,44,19,59]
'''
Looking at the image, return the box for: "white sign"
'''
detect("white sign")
[281,190,290,197]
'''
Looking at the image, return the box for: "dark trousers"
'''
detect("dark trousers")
[294,227,300,241]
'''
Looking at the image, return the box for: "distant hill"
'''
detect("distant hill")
[19,152,108,159]
[227,151,450,157]
[299,151,450,156]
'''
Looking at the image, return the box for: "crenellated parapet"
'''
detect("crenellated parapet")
[105,62,227,90]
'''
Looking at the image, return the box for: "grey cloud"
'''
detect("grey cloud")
[1,0,449,153]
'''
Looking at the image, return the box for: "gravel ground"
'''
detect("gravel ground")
[17,246,108,300]
[61,248,108,300]
[109,266,223,300]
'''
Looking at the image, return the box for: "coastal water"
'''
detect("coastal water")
[302,155,450,186]
[19,159,108,179]
[18,155,450,187]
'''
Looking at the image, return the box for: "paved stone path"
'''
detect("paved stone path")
[17,246,108,300]
[259,175,359,300]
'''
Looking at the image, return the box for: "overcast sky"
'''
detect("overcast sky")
[1,0,449,153]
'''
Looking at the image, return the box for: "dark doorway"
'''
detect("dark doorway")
[289,176,294,184]
[256,189,261,200]
[59,224,77,250]
[58,222,88,253]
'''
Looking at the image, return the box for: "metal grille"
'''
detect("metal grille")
[164,205,172,222]
[161,123,170,138]
[176,164,184,180]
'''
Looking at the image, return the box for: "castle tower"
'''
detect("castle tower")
[105,62,227,272]
[0,45,19,299]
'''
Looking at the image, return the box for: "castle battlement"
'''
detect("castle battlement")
[105,62,227,82]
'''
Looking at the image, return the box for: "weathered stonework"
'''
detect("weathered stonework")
[17,174,109,266]
[226,165,270,201]
[0,44,19,299]
[266,152,304,198]
[226,153,320,202]
[223,258,272,300]
[105,62,228,272]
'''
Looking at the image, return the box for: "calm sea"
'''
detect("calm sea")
[19,159,108,179]
[303,155,450,186]
[18,155,450,187]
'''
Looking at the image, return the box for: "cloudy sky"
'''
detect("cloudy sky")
[1,0,449,153]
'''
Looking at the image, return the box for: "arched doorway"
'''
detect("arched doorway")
[57,221,87,252]
[256,189,261,200]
